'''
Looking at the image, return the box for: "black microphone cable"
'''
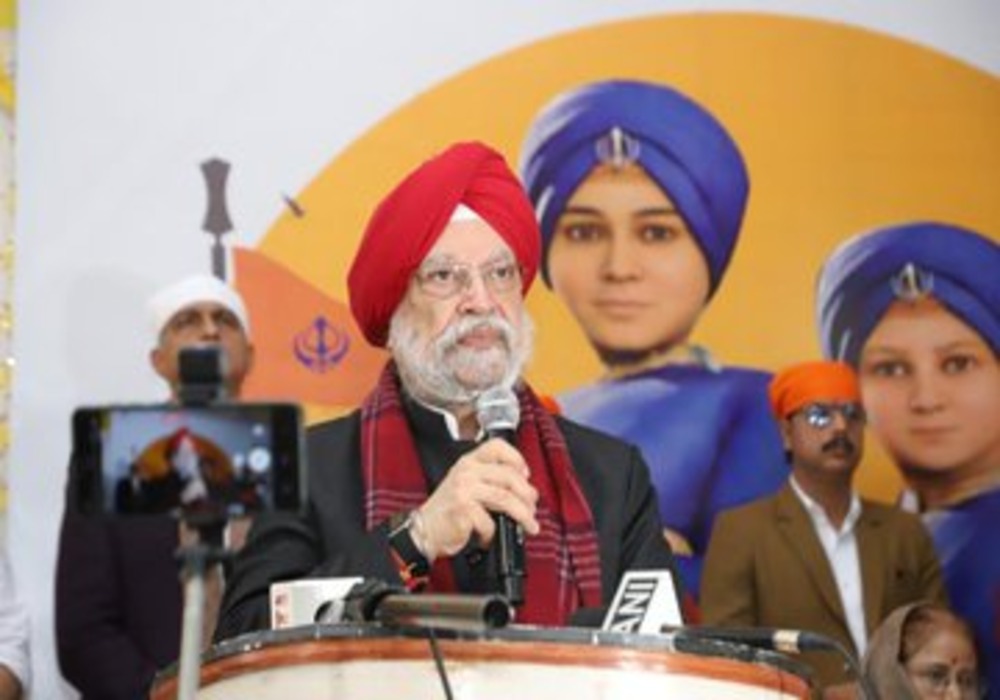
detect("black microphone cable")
[829,636,877,700]
[426,628,455,700]
[316,581,457,700]
[331,580,515,700]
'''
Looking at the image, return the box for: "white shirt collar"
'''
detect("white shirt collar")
[411,396,483,442]
[789,475,862,536]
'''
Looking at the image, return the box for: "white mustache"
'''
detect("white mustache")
[438,314,512,352]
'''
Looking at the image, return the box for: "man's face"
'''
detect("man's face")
[388,218,532,405]
[151,301,254,396]
[780,400,865,479]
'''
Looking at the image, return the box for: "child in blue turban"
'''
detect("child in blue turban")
[817,220,1000,694]
[519,79,787,597]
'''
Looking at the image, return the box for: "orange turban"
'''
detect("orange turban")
[768,361,860,418]
[348,141,541,347]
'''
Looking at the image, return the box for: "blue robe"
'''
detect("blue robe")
[560,364,788,597]
[923,486,1000,699]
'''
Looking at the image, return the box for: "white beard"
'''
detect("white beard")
[388,307,534,407]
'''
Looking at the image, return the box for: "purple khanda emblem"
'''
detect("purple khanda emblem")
[293,316,351,372]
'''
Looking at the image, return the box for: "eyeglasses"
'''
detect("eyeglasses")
[908,664,985,699]
[796,402,865,429]
[413,259,523,300]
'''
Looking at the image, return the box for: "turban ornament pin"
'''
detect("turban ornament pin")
[595,127,641,170]
[890,262,934,302]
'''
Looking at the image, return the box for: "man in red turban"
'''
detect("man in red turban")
[217,141,679,635]
[702,360,946,691]
[349,141,540,348]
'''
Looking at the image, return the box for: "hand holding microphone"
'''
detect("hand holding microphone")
[475,386,529,606]
[414,440,539,561]
[398,386,534,606]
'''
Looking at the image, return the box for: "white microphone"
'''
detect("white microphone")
[601,570,682,634]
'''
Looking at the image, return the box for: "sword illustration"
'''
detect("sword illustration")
[200,158,234,280]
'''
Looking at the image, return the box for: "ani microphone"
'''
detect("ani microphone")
[475,386,526,607]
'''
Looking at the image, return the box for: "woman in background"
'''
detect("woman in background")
[520,80,786,595]
[818,221,999,697]
[864,602,985,700]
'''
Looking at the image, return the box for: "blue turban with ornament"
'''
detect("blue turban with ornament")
[519,79,749,293]
[817,221,1000,366]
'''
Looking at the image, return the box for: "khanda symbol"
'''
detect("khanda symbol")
[293,316,351,373]
[890,262,934,302]
[595,127,642,170]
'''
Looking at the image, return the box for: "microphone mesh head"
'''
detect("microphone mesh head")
[475,386,520,432]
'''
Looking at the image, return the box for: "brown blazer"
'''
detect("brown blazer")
[700,482,946,688]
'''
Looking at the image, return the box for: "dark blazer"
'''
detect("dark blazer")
[215,409,677,640]
[55,505,183,700]
[700,483,947,688]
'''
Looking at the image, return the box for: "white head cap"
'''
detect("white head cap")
[147,274,250,343]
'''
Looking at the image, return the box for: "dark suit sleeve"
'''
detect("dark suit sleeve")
[215,416,402,641]
[618,445,678,574]
[700,507,759,626]
[213,507,399,640]
[55,507,159,699]
[560,419,682,617]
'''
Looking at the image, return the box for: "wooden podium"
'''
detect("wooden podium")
[151,624,813,699]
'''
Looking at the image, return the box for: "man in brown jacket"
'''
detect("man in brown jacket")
[701,360,946,691]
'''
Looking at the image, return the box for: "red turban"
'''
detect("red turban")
[348,141,541,347]
[768,361,860,419]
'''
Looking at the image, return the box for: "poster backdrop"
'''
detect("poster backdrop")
[14,2,1000,696]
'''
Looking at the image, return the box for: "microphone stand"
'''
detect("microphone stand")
[175,514,231,700]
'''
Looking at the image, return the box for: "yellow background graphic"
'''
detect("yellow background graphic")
[246,13,1000,499]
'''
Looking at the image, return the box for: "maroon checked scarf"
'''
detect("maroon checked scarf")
[360,363,603,625]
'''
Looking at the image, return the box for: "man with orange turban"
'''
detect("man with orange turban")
[216,142,679,636]
[701,360,946,690]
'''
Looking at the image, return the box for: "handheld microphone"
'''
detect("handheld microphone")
[475,386,526,607]
[316,578,513,632]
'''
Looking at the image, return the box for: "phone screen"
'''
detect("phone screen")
[71,402,305,518]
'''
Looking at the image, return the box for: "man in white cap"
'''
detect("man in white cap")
[55,274,253,700]
[146,273,254,399]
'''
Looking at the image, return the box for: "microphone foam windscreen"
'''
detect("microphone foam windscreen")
[475,386,520,432]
